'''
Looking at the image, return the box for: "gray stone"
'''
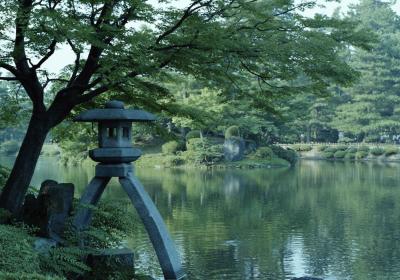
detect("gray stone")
[89,147,141,163]
[224,137,245,161]
[37,182,74,241]
[95,163,133,177]
[245,140,257,153]
[34,237,57,255]
[39,179,58,194]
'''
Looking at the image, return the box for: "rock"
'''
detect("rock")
[84,247,135,279]
[22,180,74,242]
[224,137,245,162]
[245,140,257,153]
[39,179,58,194]
[45,183,74,241]
[34,237,57,255]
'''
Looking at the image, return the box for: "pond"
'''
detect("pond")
[2,156,400,280]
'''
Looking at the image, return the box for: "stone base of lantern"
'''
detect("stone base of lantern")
[95,163,133,177]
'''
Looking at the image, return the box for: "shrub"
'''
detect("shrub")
[324,146,337,153]
[345,153,356,160]
[162,155,184,167]
[224,125,240,139]
[335,145,348,151]
[0,140,20,155]
[338,137,354,143]
[370,147,384,156]
[334,150,346,159]
[0,224,41,274]
[322,151,334,159]
[0,165,10,189]
[185,130,201,140]
[317,145,328,152]
[270,145,297,165]
[186,138,203,151]
[250,147,275,159]
[358,146,370,152]
[161,140,184,155]
[347,146,358,153]
[0,272,64,280]
[364,135,379,143]
[183,138,224,164]
[355,151,368,160]
[385,146,398,156]
[292,144,312,152]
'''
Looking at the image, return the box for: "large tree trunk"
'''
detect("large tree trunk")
[0,113,50,214]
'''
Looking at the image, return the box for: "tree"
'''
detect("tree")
[331,0,400,141]
[0,0,371,213]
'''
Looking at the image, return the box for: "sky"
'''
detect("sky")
[40,0,400,74]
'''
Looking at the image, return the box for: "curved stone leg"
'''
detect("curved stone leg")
[72,177,111,231]
[119,173,185,280]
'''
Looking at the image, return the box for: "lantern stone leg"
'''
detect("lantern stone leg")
[73,177,110,230]
[119,173,184,280]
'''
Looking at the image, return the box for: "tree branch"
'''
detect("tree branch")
[0,76,18,81]
[74,85,108,104]
[67,39,81,87]
[32,39,57,70]
[156,0,209,44]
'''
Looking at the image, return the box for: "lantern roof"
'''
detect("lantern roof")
[74,100,156,122]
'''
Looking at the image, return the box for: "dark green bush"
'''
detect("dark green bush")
[345,153,356,160]
[324,147,337,153]
[224,125,240,139]
[0,140,20,155]
[250,147,275,159]
[322,151,334,159]
[161,141,184,155]
[370,147,384,156]
[355,151,368,160]
[317,145,328,152]
[358,146,370,152]
[334,150,346,158]
[292,145,312,152]
[185,130,201,140]
[270,145,297,165]
[338,137,354,143]
[385,146,398,156]
[347,146,358,153]
[336,145,348,151]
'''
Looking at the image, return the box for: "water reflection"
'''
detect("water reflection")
[2,156,400,279]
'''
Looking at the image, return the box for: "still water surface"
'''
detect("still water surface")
[2,156,400,280]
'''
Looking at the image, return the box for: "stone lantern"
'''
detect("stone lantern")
[72,100,185,280]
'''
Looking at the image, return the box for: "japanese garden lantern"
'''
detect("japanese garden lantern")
[72,100,185,280]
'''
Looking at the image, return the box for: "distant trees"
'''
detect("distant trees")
[331,0,400,141]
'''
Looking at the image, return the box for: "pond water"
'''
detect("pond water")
[2,156,400,280]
